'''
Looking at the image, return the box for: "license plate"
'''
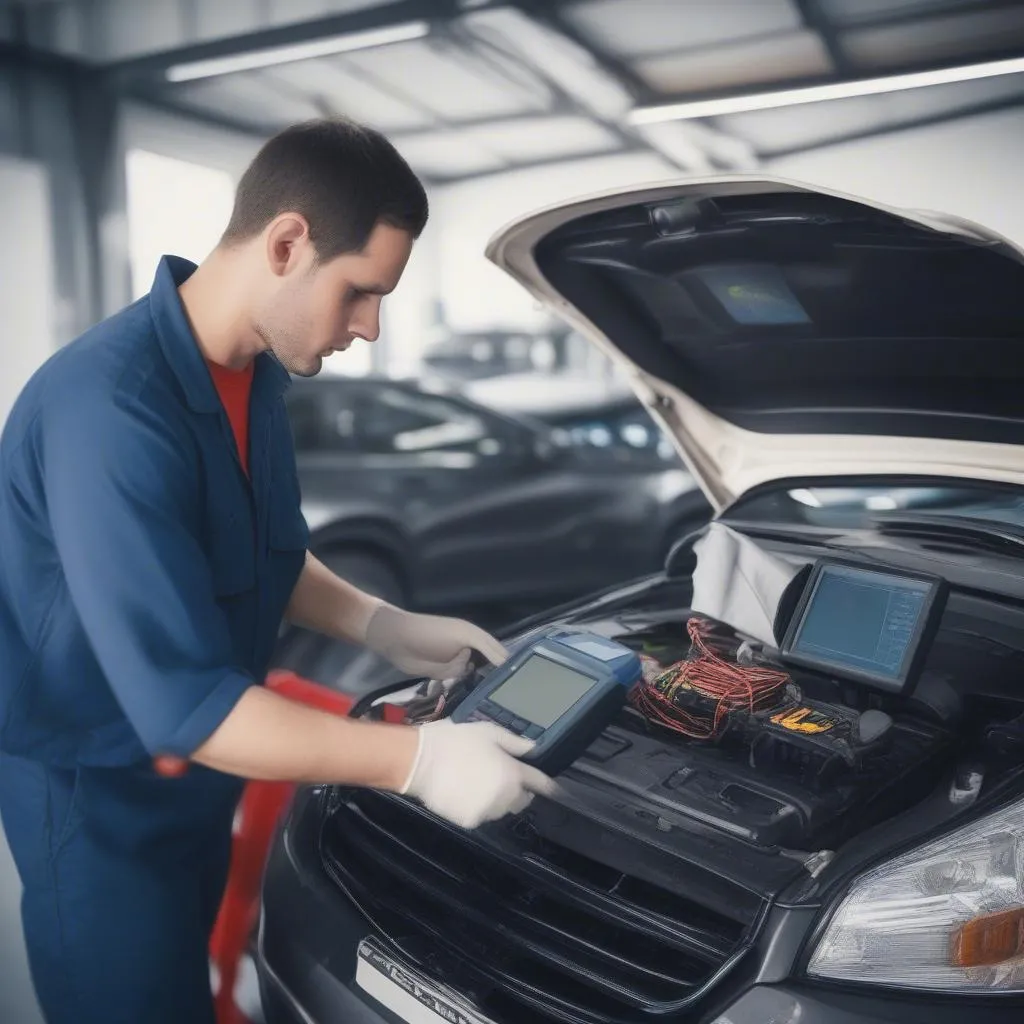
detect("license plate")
[355,939,496,1024]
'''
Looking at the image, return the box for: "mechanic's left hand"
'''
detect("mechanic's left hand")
[364,604,509,678]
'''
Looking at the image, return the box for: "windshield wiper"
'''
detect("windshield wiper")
[871,512,1024,559]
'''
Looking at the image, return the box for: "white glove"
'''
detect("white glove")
[399,719,557,829]
[364,604,509,679]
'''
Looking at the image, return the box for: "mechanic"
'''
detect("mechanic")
[0,118,555,1024]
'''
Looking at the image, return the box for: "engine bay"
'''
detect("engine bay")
[583,613,953,850]
[390,522,1024,868]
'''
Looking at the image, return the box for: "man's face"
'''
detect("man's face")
[254,220,413,377]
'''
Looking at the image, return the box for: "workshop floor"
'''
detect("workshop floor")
[0,820,45,1024]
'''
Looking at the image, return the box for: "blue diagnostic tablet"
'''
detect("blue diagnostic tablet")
[450,627,641,775]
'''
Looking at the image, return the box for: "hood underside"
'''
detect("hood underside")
[486,176,1024,511]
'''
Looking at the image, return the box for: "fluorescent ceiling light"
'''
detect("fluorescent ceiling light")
[629,54,1024,124]
[166,21,429,83]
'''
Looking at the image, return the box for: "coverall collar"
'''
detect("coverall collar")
[149,254,291,414]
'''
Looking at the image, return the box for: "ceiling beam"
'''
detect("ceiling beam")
[792,0,1024,81]
[0,36,91,76]
[102,0,454,84]
[390,106,609,137]
[761,91,1024,161]
[629,43,1024,125]
[509,0,655,105]
[816,0,1024,33]
[120,87,276,139]
[475,1,746,171]
[426,139,651,186]
[453,1,637,155]
[791,0,852,76]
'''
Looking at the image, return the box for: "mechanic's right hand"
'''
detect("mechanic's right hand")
[398,719,557,829]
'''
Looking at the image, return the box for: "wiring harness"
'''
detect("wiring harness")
[630,616,790,740]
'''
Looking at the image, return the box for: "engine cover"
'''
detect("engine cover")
[571,713,951,850]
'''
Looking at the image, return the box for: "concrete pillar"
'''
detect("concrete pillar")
[0,47,130,341]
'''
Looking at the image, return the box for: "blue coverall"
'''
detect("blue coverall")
[0,255,310,1023]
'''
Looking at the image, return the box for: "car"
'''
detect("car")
[277,374,709,691]
[256,177,1024,1024]
[420,326,574,381]
[462,370,681,464]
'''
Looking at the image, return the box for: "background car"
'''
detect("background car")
[462,370,680,463]
[419,325,578,381]
[277,374,709,690]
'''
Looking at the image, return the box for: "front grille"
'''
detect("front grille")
[320,790,752,1023]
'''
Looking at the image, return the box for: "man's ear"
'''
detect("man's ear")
[265,213,313,278]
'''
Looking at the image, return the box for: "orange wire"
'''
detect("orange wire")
[631,617,789,739]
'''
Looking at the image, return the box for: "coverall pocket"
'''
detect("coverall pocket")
[267,501,309,620]
[208,515,256,598]
[49,765,83,863]
[268,501,310,554]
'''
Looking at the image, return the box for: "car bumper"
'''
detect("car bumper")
[257,790,1022,1024]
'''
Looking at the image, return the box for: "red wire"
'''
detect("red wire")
[631,617,789,740]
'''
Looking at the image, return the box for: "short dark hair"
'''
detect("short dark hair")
[220,118,428,260]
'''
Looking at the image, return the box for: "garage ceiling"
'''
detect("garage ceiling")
[2,0,1023,181]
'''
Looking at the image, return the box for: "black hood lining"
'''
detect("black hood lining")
[534,193,1024,445]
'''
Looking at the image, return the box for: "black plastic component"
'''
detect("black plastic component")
[773,563,812,646]
[664,524,707,577]
[347,677,426,720]
[907,670,963,724]
[579,714,950,849]
[650,198,701,236]
[985,711,1024,758]
[319,787,751,1024]
[536,185,1024,447]
[743,696,894,785]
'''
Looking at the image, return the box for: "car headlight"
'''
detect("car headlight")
[808,796,1024,992]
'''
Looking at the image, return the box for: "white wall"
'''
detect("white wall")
[766,107,1024,249]
[430,150,679,333]
[121,101,259,304]
[0,156,57,427]
[125,148,238,300]
[0,154,54,1024]
[377,211,442,378]
[120,101,262,178]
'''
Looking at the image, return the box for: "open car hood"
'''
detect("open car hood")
[486,176,1024,512]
